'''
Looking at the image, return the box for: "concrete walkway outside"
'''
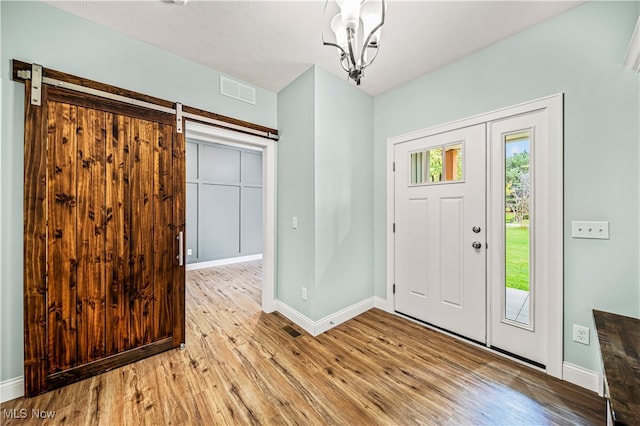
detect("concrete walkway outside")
[505,287,530,324]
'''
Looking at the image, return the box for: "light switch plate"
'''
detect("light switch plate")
[292,217,298,229]
[571,221,609,239]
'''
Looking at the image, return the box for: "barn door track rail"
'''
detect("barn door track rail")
[12,59,279,141]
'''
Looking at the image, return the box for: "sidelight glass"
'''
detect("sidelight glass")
[504,131,531,325]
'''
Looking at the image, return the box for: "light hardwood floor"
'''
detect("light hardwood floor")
[2,260,604,425]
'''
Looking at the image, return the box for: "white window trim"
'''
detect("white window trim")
[186,121,277,313]
[386,93,563,378]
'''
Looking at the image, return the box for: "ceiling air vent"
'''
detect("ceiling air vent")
[220,75,256,105]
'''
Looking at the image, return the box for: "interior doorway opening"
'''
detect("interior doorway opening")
[185,121,276,313]
[184,138,264,269]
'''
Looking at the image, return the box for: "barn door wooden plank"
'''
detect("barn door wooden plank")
[153,123,174,340]
[130,118,156,347]
[23,82,48,395]
[76,107,107,364]
[172,127,186,346]
[47,101,79,373]
[106,115,132,355]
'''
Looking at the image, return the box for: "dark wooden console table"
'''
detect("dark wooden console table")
[593,309,640,425]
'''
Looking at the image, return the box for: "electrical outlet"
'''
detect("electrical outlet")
[187,248,193,256]
[301,287,307,301]
[573,324,590,345]
[292,217,298,229]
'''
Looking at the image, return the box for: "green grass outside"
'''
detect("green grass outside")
[506,226,530,291]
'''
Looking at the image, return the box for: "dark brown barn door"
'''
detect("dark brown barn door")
[24,83,185,396]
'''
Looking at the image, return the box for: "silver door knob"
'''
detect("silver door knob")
[472,241,482,249]
[472,226,481,233]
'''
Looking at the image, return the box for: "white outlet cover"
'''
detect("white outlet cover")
[572,324,590,345]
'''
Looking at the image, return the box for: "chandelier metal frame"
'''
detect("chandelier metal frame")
[322,0,387,85]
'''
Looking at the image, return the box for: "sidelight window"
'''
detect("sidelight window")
[504,130,532,325]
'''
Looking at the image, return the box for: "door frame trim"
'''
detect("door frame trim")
[386,93,563,378]
[185,121,277,313]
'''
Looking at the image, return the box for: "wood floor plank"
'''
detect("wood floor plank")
[2,260,604,425]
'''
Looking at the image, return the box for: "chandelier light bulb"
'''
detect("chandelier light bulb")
[331,14,348,51]
[360,0,384,44]
[336,0,361,30]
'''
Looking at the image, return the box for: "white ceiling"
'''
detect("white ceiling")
[44,0,583,96]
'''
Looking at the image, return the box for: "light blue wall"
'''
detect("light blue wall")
[0,1,277,382]
[373,1,639,372]
[277,66,374,321]
[314,67,373,319]
[276,67,316,317]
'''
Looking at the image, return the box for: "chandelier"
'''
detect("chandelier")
[323,0,387,86]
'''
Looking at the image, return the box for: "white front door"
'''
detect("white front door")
[488,110,547,367]
[394,124,486,343]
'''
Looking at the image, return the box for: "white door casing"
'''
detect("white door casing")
[394,124,486,343]
[387,94,563,378]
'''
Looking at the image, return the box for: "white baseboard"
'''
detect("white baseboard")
[314,298,374,335]
[275,300,315,336]
[373,296,392,313]
[276,297,375,336]
[562,362,602,395]
[186,254,262,271]
[1,376,24,403]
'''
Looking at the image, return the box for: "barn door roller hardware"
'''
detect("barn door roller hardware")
[12,59,279,140]
[15,63,44,106]
[16,63,44,106]
[176,102,183,134]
